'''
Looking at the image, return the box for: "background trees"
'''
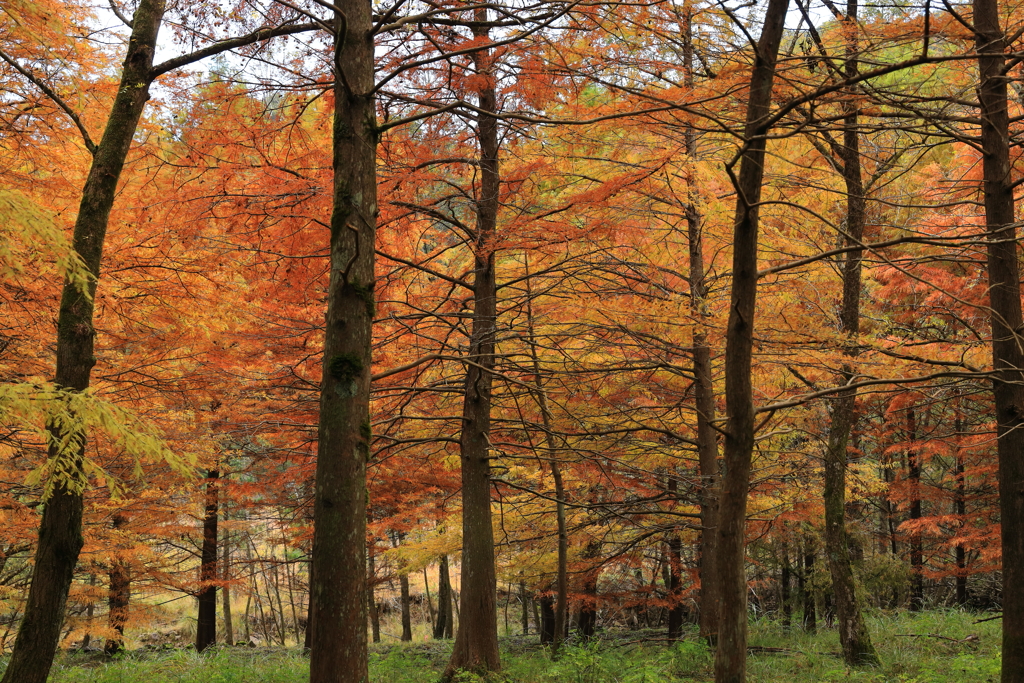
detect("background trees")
[3,0,1024,681]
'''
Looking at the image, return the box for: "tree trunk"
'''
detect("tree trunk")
[539,595,555,644]
[0,4,166,681]
[907,408,924,611]
[443,13,501,680]
[523,268,568,656]
[955,411,968,607]
[972,1,1024,677]
[434,555,452,640]
[820,2,879,663]
[802,543,817,634]
[424,567,436,632]
[781,543,791,629]
[681,6,721,645]
[308,0,376,678]
[667,527,685,639]
[520,581,530,636]
[196,469,219,652]
[223,527,234,646]
[714,1,789,680]
[400,573,413,641]
[104,514,131,655]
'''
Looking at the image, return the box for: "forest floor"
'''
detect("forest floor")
[20,610,1001,682]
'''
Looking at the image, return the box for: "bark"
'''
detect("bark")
[802,543,816,633]
[820,2,879,664]
[0,4,165,681]
[424,567,436,631]
[434,555,453,640]
[400,573,413,641]
[955,410,968,607]
[714,1,789,680]
[539,595,555,644]
[443,13,501,679]
[520,581,530,636]
[523,268,568,656]
[681,6,721,645]
[196,469,219,652]
[907,409,924,611]
[780,543,791,629]
[223,527,234,645]
[667,523,685,639]
[972,1,1024,677]
[104,514,130,655]
[308,0,377,676]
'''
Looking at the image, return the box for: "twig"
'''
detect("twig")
[975,613,1003,624]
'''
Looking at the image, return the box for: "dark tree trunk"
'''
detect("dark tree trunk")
[434,555,453,640]
[781,543,791,629]
[972,1,1024,677]
[714,0,789,680]
[520,581,530,636]
[907,409,924,612]
[104,514,131,655]
[539,595,555,644]
[681,7,721,645]
[955,410,968,607]
[577,575,598,639]
[196,469,220,652]
[820,2,879,664]
[368,545,381,643]
[400,573,413,642]
[802,545,817,634]
[444,14,501,680]
[308,0,376,679]
[0,4,166,681]
[667,529,685,639]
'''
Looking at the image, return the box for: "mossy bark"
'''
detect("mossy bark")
[308,0,377,679]
[0,4,165,681]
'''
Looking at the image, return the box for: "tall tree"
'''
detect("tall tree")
[972,0,1024,678]
[443,9,502,679]
[0,4,166,679]
[306,0,377,679]
[715,0,789,680]
[819,0,879,664]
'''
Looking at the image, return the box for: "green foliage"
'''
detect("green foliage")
[0,382,193,498]
[0,190,91,292]
[18,611,1000,683]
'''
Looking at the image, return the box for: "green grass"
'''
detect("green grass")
[9,610,1000,682]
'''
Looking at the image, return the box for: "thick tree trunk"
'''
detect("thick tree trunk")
[820,3,879,663]
[196,469,219,651]
[444,14,501,680]
[539,595,555,644]
[308,0,376,678]
[714,1,789,680]
[0,5,165,681]
[972,1,1024,677]
[104,514,131,655]
[434,555,452,640]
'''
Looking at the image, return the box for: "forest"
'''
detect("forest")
[1,0,1023,681]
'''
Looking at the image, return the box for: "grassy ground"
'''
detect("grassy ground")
[13,610,1000,682]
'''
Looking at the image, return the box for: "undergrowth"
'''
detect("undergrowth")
[4,609,999,682]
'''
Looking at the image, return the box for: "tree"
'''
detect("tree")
[715,0,789,680]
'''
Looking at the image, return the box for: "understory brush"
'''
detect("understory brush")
[3,610,999,682]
